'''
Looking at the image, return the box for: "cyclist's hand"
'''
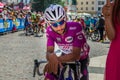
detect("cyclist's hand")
[43,63,49,75]
[44,53,59,75]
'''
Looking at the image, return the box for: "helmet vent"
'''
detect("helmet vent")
[57,7,60,17]
[52,10,56,18]
[46,11,53,19]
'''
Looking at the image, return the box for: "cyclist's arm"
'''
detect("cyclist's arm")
[46,46,81,63]
[46,46,54,61]
[58,47,81,63]
[46,28,57,61]
[45,46,60,75]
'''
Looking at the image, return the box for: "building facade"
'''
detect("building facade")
[2,0,19,4]
[64,0,77,12]
[76,0,106,15]
[18,0,30,4]
[2,0,30,4]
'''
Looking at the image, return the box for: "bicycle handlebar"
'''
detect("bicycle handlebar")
[33,59,81,77]
[33,59,47,77]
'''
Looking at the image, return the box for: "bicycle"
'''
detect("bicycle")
[33,50,81,80]
[33,59,81,80]
[25,24,34,36]
[90,29,100,41]
[34,24,39,37]
[85,27,100,41]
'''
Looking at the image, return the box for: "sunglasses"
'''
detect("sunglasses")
[51,20,65,27]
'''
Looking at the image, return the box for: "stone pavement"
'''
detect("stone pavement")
[0,31,110,80]
[89,55,107,80]
[88,39,110,80]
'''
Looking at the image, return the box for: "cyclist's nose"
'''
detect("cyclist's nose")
[56,25,62,30]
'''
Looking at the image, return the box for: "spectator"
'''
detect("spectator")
[102,0,120,80]
[97,15,105,42]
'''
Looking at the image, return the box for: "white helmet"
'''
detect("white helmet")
[44,4,66,22]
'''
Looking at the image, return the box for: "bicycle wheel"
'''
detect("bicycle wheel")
[34,25,39,37]
[25,26,32,36]
[91,30,100,41]
[85,30,90,40]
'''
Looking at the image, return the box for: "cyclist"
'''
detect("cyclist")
[24,12,32,35]
[38,14,45,33]
[84,17,90,32]
[43,4,90,80]
[31,11,37,34]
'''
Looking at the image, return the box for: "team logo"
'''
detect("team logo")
[65,36,73,43]
[70,27,76,30]
[56,37,61,42]
[83,43,89,51]
[76,31,82,35]
[77,35,83,40]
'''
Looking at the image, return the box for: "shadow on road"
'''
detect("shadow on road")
[18,32,26,36]
[102,41,110,44]
[89,66,105,74]
[18,32,44,38]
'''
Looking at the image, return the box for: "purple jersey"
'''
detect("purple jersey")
[46,22,90,60]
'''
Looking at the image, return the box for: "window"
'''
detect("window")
[98,1,105,5]
[98,1,101,5]
[67,0,72,5]
[72,0,77,5]
[102,1,104,5]
[92,1,94,4]
[86,7,88,10]
[92,7,94,10]
[86,2,88,5]
[81,2,83,5]
[81,7,83,10]
[98,7,101,11]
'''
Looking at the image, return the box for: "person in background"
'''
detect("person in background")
[84,17,90,32]
[0,14,3,19]
[24,12,32,35]
[97,15,105,42]
[102,0,120,80]
[80,18,86,30]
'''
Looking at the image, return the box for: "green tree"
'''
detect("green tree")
[31,0,44,11]
[32,0,65,12]
[72,0,77,5]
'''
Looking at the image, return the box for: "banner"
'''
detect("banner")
[0,19,5,32]
[0,18,25,33]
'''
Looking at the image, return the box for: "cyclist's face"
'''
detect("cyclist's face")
[50,19,66,34]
